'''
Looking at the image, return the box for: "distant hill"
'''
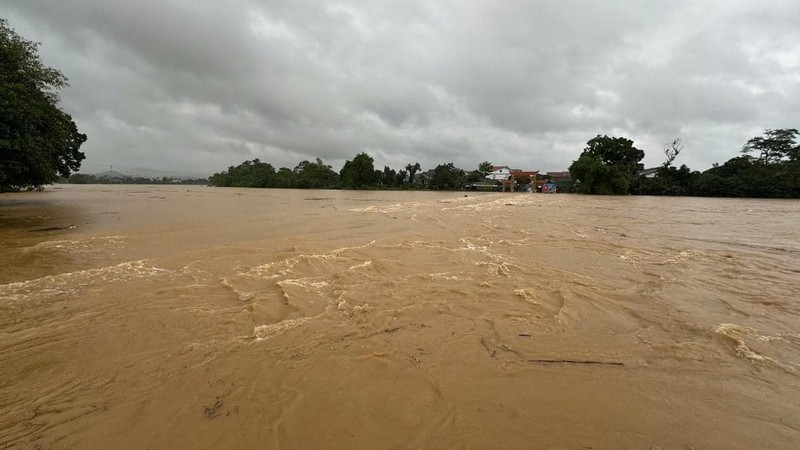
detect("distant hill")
[84,167,208,180]
[92,170,128,178]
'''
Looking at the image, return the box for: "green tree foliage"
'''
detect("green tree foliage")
[569,135,644,194]
[1,19,87,191]
[211,158,275,187]
[692,129,800,197]
[210,157,337,188]
[478,161,493,178]
[395,169,408,186]
[381,166,396,186]
[633,138,699,196]
[340,152,378,188]
[634,164,700,196]
[569,154,630,194]
[210,159,276,187]
[741,128,799,163]
[465,170,483,183]
[274,167,295,188]
[405,162,420,186]
[295,158,339,188]
[695,156,797,197]
[429,163,465,190]
[631,131,800,198]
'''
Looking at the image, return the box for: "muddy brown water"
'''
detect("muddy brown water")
[1,184,799,448]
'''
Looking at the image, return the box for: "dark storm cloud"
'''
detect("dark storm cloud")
[5,1,800,175]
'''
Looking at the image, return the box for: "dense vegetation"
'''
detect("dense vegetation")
[1,19,86,192]
[569,129,800,198]
[568,136,644,195]
[209,155,490,190]
[212,128,800,197]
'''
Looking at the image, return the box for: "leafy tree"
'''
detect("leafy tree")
[465,170,483,183]
[381,166,396,186]
[295,158,338,188]
[478,161,493,179]
[395,169,407,186]
[340,152,378,188]
[568,154,630,194]
[429,162,466,190]
[569,135,644,194]
[742,128,799,163]
[405,162,420,186]
[210,159,276,187]
[1,19,87,191]
[274,167,295,188]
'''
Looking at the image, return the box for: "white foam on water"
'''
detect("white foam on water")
[25,236,128,253]
[219,277,255,302]
[712,323,797,373]
[457,238,488,253]
[514,289,539,305]
[0,260,170,302]
[618,250,642,262]
[348,260,373,271]
[349,202,430,214]
[244,241,377,281]
[429,272,464,281]
[663,250,708,264]
[252,317,312,340]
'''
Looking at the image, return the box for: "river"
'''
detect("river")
[1,184,799,448]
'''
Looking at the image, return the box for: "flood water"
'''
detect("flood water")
[1,184,799,448]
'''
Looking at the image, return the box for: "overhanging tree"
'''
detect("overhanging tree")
[1,19,86,191]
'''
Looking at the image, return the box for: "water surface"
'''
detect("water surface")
[1,185,799,448]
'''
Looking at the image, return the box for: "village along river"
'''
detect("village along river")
[1,184,799,448]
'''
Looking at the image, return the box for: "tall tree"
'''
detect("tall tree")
[295,158,338,188]
[340,153,378,188]
[405,162,420,186]
[395,169,408,186]
[741,128,799,163]
[1,19,86,191]
[569,135,644,195]
[478,161,493,179]
[381,166,396,186]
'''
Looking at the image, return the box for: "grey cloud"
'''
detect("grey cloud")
[5,0,800,175]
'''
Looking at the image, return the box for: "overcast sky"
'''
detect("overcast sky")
[5,1,800,176]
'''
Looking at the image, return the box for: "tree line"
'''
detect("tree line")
[209,153,494,190]
[568,129,800,198]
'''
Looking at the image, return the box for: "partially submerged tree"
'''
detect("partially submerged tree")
[568,135,644,194]
[1,19,86,191]
[340,153,378,188]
